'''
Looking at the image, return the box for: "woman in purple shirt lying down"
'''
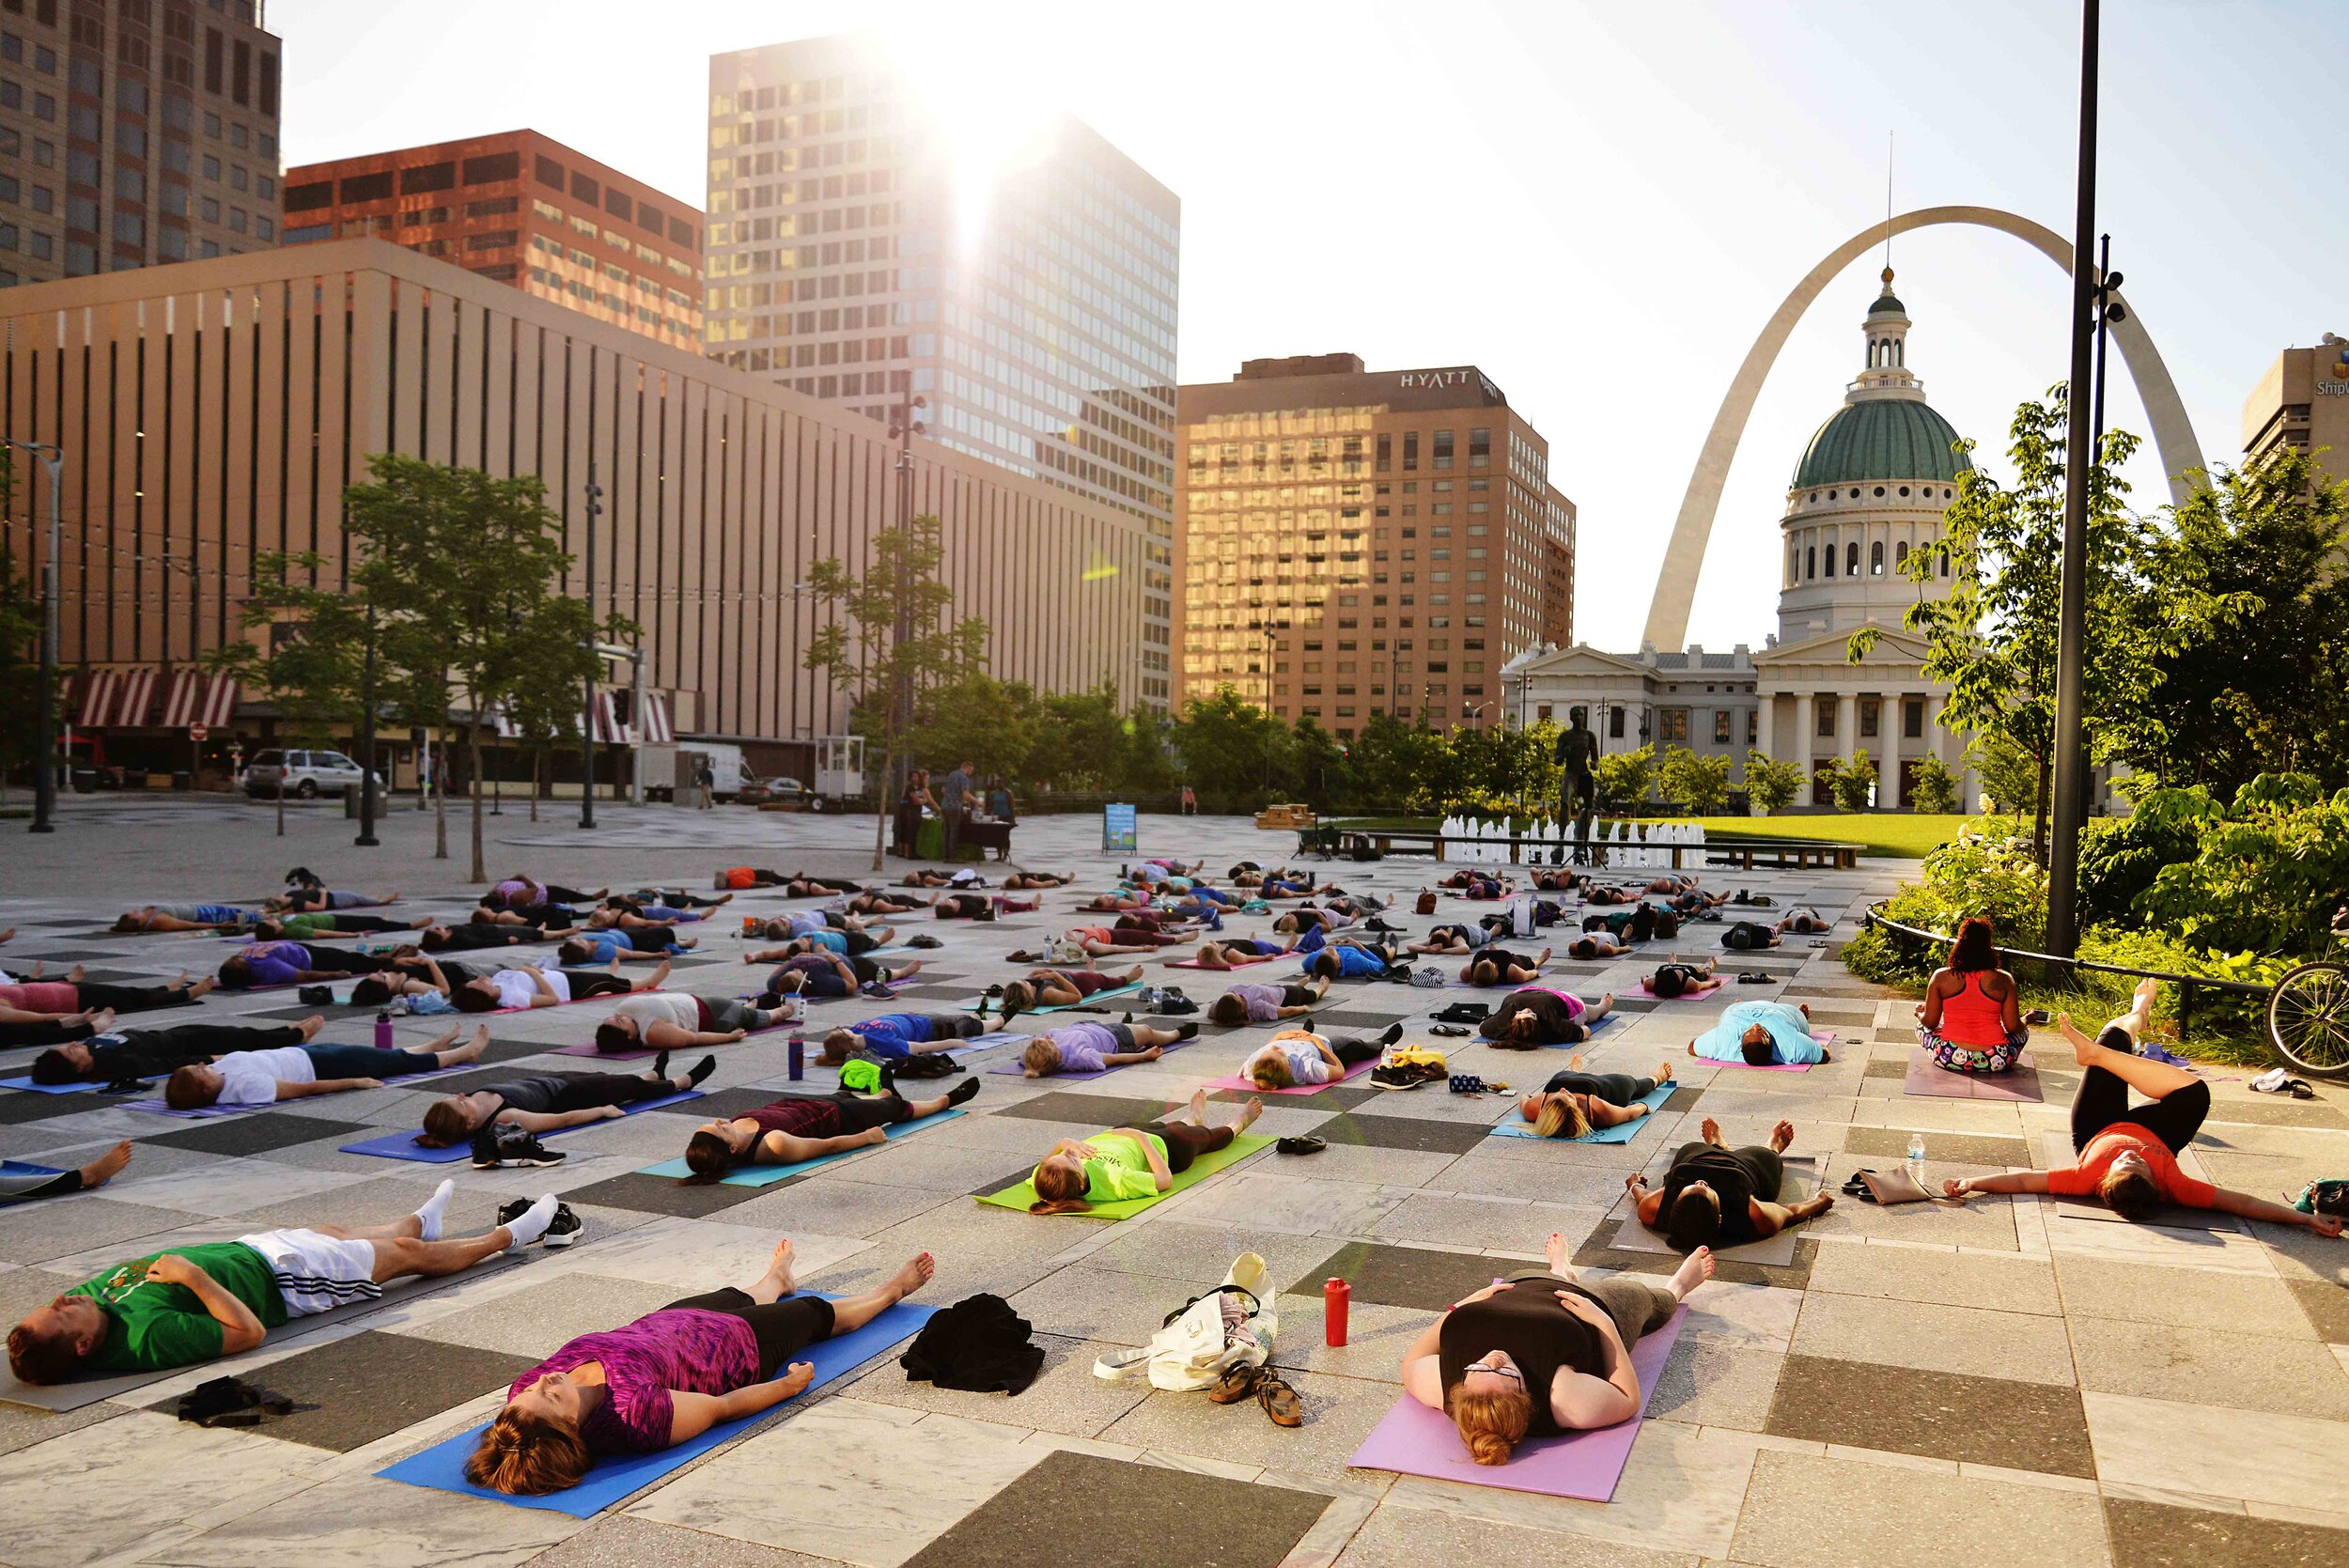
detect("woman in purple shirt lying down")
[467,1239,937,1496]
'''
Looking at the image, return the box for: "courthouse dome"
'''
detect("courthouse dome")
[1792,398,1971,488]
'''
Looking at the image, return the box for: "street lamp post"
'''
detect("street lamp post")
[886,391,926,800]
[580,459,601,831]
[2046,0,2101,959]
[354,596,380,846]
[8,441,63,834]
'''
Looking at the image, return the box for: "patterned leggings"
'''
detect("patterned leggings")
[1920,1023,2030,1075]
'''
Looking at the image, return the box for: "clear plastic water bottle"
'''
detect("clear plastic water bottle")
[1906,1131,1927,1176]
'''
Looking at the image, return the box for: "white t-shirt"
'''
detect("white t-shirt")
[216,1045,315,1106]
[1254,1032,1331,1086]
[614,992,698,1030]
[490,969,570,1010]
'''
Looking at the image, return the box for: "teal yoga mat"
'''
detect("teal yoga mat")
[959,979,1145,1015]
[635,1106,965,1186]
[1487,1080,1674,1143]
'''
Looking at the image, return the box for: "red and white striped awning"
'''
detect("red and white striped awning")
[196,673,238,728]
[638,691,674,744]
[160,668,201,728]
[489,702,523,740]
[585,692,631,745]
[73,670,117,729]
[114,668,158,728]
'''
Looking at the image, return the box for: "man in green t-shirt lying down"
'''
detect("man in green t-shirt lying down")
[5,1181,572,1385]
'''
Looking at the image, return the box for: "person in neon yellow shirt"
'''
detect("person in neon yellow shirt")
[1027,1089,1263,1214]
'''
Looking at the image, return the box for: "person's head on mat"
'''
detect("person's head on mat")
[1247,1051,1296,1091]
[1665,1178,1728,1251]
[419,1095,491,1146]
[28,1041,101,1085]
[995,980,1036,1022]
[1206,993,1252,1028]
[6,1293,114,1383]
[1519,1089,1595,1140]
[1019,1037,1070,1078]
[347,973,405,1008]
[163,1063,231,1110]
[216,955,255,988]
[1303,951,1346,980]
[1467,957,1504,986]
[1567,937,1600,960]
[1650,966,1688,999]
[818,1028,865,1065]
[1740,1023,1779,1065]
[1447,1348,1554,1465]
[1027,1150,1095,1214]
[451,979,506,1013]
[468,1370,597,1494]
[1503,1010,1588,1048]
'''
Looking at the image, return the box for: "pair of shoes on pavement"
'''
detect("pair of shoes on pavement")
[1208,1360,1303,1426]
[496,1194,583,1248]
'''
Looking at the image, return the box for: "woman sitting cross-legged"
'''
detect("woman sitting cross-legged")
[1626,1116,1835,1251]
[465,1239,936,1495]
[1478,986,1616,1048]
[1400,1229,1715,1464]
[681,1082,980,1179]
[1464,947,1551,986]
[1205,978,1328,1026]
[1240,1022,1402,1090]
[1017,1019,1194,1078]
[1940,979,2346,1234]
[1027,1089,1263,1213]
[1644,956,1721,1000]
[1517,1056,1678,1138]
[593,992,791,1054]
[1915,916,2030,1073]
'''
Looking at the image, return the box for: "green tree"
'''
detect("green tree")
[1742,750,1804,815]
[341,456,618,880]
[909,672,1040,787]
[803,512,989,870]
[1910,753,1960,815]
[1852,390,2163,862]
[1815,747,1878,813]
[1027,685,1127,790]
[2118,450,2349,797]
[1971,732,2041,821]
[211,551,375,837]
[2137,774,2349,957]
[1349,711,1445,812]
[1173,687,1290,810]
[1657,744,1731,815]
[1291,715,1351,809]
[1594,744,1655,809]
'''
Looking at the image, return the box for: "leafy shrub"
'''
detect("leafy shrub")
[2075,810,2198,929]
[2136,775,2349,957]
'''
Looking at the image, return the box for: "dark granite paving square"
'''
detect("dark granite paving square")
[902,1448,1329,1568]
[2201,1097,2349,1129]
[1314,1112,1492,1155]
[557,1171,768,1217]
[1843,1126,2032,1167]
[11,948,122,965]
[0,1088,111,1124]
[148,1329,537,1452]
[1607,996,1657,1015]
[892,985,981,1001]
[1796,1003,1874,1026]
[241,1003,371,1023]
[2104,1497,2349,1568]
[1663,1085,1705,1112]
[1313,1009,1410,1032]
[657,1086,793,1120]
[1766,1354,2092,1478]
[2285,1279,2349,1343]
[1574,1219,1816,1290]
[989,1090,1184,1127]
[136,1111,369,1157]
[1303,1241,1515,1311]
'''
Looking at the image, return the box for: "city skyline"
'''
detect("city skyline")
[266,0,2349,657]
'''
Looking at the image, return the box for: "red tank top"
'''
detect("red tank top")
[1937,970,2011,1047]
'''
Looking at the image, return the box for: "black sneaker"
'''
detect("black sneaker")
[473,1123,565,1170]
[540,1203,583,1248]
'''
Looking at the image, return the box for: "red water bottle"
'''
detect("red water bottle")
[1324,1277,1350,1346]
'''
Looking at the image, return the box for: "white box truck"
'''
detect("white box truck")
[635,742,747,804]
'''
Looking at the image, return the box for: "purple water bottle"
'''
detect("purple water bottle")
[788,1032,805,1080]
[374,1010,394,1049]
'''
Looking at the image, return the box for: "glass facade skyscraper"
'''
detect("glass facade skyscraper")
[705,33,1179,705]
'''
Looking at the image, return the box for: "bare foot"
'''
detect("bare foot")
[646,959,673,989]
[1189,1086,1209,1123]
[678,936,699,950]
[67,963,86,984]
[1545,1230,1573,1273]
[1700,1115,1722,1145]
[763,1237,798,1295]
[85,1008,117,1034]
[184,976,216,1001]
[889,1250,936,1299]
[80,1141,134,1188]
[2134,975,2159,1014]
[2060,1013,2097,1065]
[1235,1095,1265,1134]
[447,1024,490,1063]
[1120,965,1143,984]
[295,1014,325,1040]
[1656,1059,1674,1083]
[1669,1246,1715,1299]
[1769,1119,1795,1153]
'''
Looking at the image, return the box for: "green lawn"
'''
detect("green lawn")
[1325,813,1984,860]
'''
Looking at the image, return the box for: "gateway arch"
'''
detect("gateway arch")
[1641,204,2206,651]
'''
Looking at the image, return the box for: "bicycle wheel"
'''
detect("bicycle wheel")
[2268,961,2349,1078]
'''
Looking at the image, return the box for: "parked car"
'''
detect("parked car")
[738,776,807,806]
[241,748,377,800]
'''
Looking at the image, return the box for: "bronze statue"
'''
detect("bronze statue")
[1556,707,1600,863]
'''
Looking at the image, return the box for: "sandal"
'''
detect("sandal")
[1255,1369,1304,1427]
[1737,971,1774,985]
[1208,1362,1262,1405]
[1275,1136,1326,1156]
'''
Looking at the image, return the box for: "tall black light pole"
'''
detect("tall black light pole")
[579,459,601,831]
[886,391,926,799]
[354,595,380,846]
[2079,234,2126,833]
[2046,0,2100,960]
[8,441,62,833]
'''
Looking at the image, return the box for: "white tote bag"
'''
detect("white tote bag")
[1092,1252,1276,1390]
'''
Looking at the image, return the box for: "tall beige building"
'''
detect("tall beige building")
[1175,354,1574,737]
[2243,333,2349,489]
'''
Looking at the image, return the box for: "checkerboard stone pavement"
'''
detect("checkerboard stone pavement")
[0,800,2345,1567]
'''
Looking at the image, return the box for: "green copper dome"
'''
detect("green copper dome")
[1869,291,1906,315]
[1792,398,1972,488]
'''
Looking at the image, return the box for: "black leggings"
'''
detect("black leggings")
[543,1072,676,1113]
[661,1286,835,1381]
[1543,1069,1654,1104]
[1133,1119,1234,1173]
[0,1165,85,1205]
[1330,1037,1383,1066]
[535,883,596,905]
[809,1087,919,1135]
[73,982,202,1016]
[1280,984,1319,1009]
[274,946,376,978]
[310,914,412,935]
[922,1015,986,1041]
[554,970,635,1000]
[0,1017,97,1048]
[637,889,725,908]
[2071,1063,2210,1156]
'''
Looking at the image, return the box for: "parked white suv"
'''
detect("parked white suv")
[242,748,376,800]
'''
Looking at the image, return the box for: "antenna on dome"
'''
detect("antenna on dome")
[1882,131,1894,277]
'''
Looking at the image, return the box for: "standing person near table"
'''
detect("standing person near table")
[939,759,972,863]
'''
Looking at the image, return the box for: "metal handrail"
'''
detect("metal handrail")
[1862,899,2267,1037]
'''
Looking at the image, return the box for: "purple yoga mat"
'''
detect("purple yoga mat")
[1348,1306,1685,1498]
[988,1037,1191,1078]
[551,1017,800,1062]
[1200,1051,1380,1097]
[1903,1047,2044,1102]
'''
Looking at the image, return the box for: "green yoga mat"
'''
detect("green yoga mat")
[976,1132,1272,1219]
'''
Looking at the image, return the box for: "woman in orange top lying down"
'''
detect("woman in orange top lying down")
[1941,979,2343,1235]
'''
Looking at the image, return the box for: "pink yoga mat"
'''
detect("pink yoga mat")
[1201,1052,1380,1096]
[1903,1047,2044,1102]
[1349,1307,1685,1498]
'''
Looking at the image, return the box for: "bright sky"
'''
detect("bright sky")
[272,0,2348,653]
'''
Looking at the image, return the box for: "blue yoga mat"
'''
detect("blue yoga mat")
[0,1076,101,1095]
[377,1296,935,1516]
[960,980,1144,1015]
[337,1090,706,1163]
[635,1107,965,1186]
[1488,1080,1674,1143]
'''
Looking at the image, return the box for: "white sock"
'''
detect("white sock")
[504,1193,558,1250]
[413,1178,455,1243]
